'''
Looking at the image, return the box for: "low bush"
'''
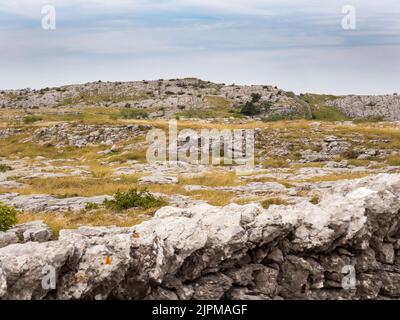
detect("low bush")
[0,202,18,231]
[23,115,43,124]
[0,164,12,172]
[104,189,165,211]
[85,202,99,211]
[119,109,149,119]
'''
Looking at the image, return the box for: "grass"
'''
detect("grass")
[115,109,149,120]
[304,172,370,183]
[17,208,151,239]
[292,162,325,169]
[12,175,141,197]
[262,158,289,168]
[106,150,147,163]
[298,93,349,122]
[261,198,289,209]
[59,91,148,107]
[23,115,43,124]
[311,105,350,122]
[0,135,108,160]
[186,190,236,206]
[205,96,231,108]
[179,172,241,187]
[177,108,239,119]
[347,159,371,167]
[1,117,399,218]
[387,154,400,166]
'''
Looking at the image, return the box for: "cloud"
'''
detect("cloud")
[0,0,400,93]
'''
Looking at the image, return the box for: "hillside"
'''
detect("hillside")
[1,78,399,121]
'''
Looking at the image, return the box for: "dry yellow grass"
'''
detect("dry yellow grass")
[11,175,141,197]
[179,172,241,187]
[304,172,370,183]
[261,197,289,209]
[17,208,152,238]
[186,190,236,206]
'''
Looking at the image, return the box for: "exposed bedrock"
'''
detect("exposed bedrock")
[328,95,400,120]
[2,173,400,300]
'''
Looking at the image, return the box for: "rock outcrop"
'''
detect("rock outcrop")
[29,123,151,148]
[328,95,400,120]
[0,193,112,212]
[0,221,52,249]
[1,174,400,300]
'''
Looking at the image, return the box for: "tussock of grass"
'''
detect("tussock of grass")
[261,198,289,209]
[309,195,320,205]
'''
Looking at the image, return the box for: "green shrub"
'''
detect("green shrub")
[23,115,43,124]
[251,93,262,103]
[0,203,18,231]
[119,109,149,119]
[85,202,99,211]
[104,189,165,211]
[0,164,12,172]
[240,102,261,116]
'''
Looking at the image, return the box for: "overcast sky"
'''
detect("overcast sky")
[0,0,399,94]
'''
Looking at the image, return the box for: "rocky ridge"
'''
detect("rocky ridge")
[0,78,310,119]
[1,174,400,300]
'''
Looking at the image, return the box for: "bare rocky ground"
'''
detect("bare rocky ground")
[1,79,400,300]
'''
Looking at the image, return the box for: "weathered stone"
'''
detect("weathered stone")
[192,273,233,300]
[376,243,395,264]
[139,175,178,185]
[0,174,399,300]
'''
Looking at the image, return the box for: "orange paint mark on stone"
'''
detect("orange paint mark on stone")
[104,256,112,265]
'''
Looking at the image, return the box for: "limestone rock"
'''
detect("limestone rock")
[1,174,400,299]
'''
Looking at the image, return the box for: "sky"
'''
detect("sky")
[0,0,399,94]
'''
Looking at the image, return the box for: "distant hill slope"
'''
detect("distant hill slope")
[0,78,399,120]
[0,78,311,120]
